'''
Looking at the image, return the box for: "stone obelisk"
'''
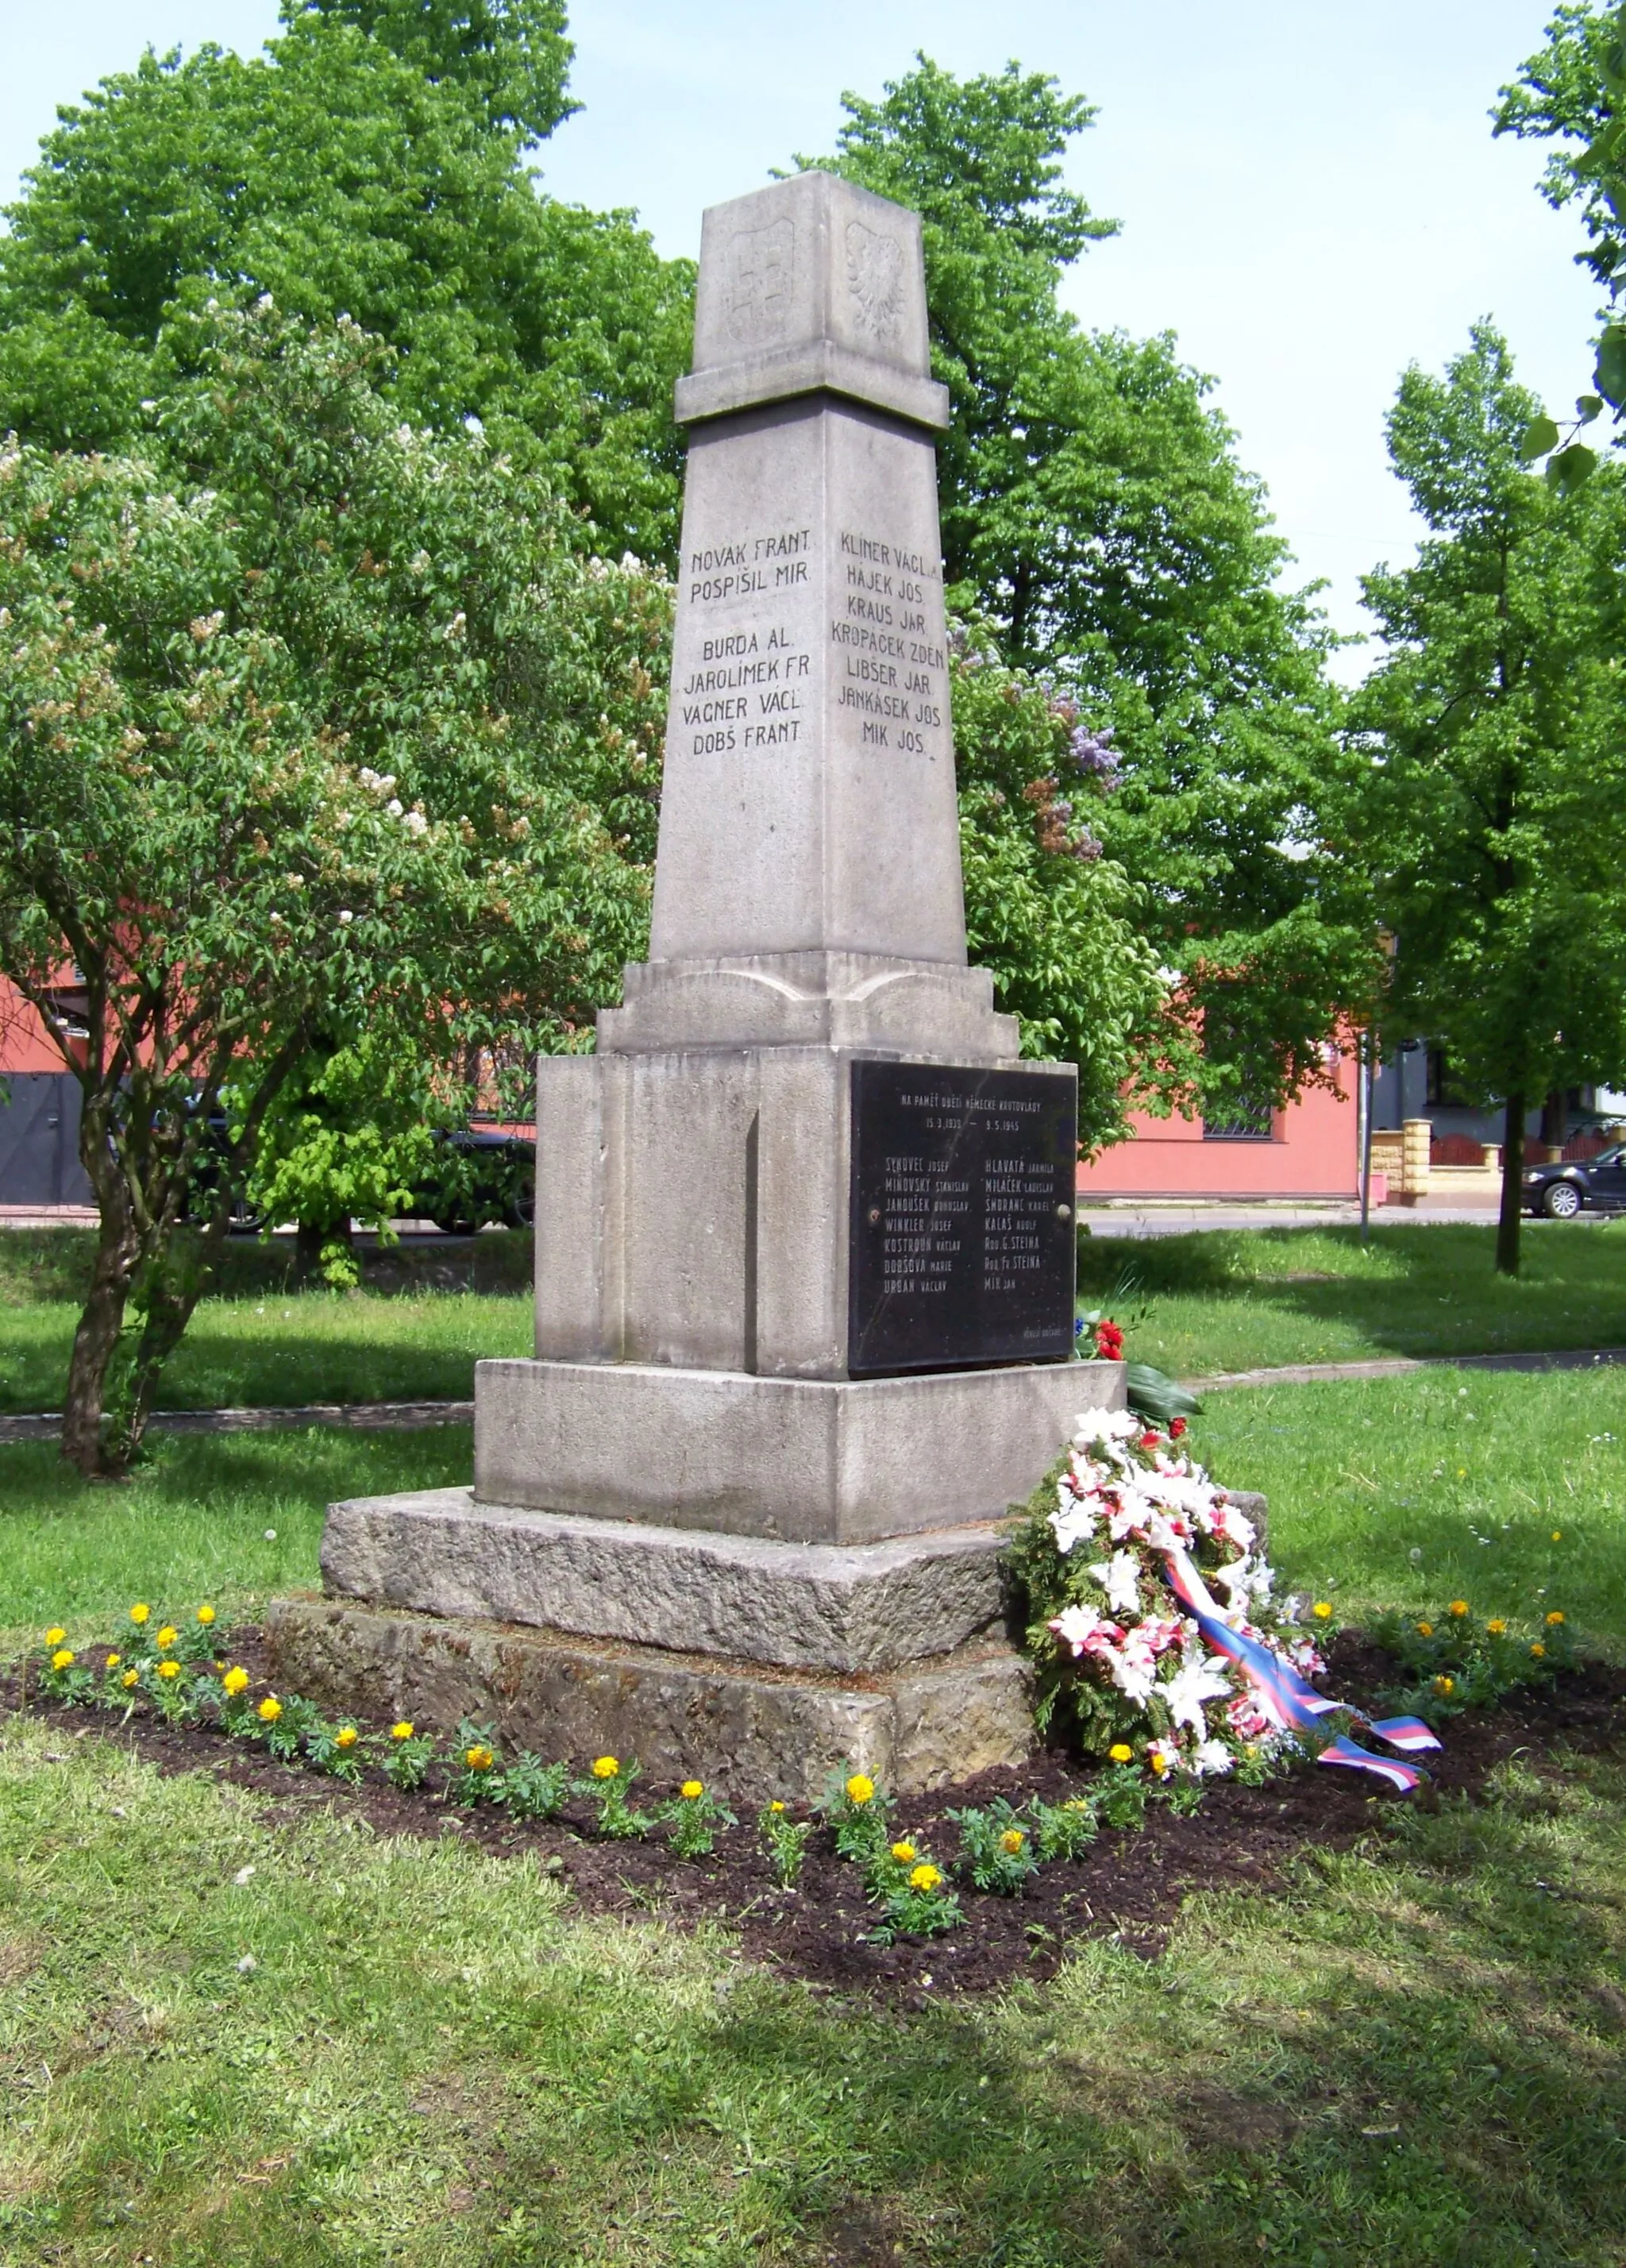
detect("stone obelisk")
[268,172,1123,1796]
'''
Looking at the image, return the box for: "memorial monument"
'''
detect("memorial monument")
[268,171,1125,1796]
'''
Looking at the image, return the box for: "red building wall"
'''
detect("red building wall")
[1074,1043,1362,1202]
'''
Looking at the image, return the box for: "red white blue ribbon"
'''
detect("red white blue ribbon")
[1162,1545,1440,1793]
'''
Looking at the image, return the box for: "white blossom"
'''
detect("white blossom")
[1087,1550,1142,1617]
[402,809,429,838]
[1159,1647,1233,1737]
[387,798,404,817]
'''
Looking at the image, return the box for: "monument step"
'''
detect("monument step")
[320,1485,1013,1673]
[264,1596,1033,1803]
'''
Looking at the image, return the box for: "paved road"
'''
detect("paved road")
[1075,1202,1597,1236]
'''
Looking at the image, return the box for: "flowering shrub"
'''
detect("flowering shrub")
[572,1756,651,1839]
[1006,1406,1324,1778]
[946,1800,1038,1896]
[869,1853,963,1946]
[379,1721,436,1792]
[660,1779,737,1861]
[1368,1601,1578,1724]
[822,1768,895,1862]
[758,1801,813,1888]
[449,1722,502,1805]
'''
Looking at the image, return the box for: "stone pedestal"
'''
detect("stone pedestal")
[272,172,1110,1795]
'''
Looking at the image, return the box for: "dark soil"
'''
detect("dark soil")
[11,1629,1624,2008]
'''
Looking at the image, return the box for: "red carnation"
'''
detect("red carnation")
[1139,1430,1162,1449]
[1094,1317,1123,1360]
[1169,1417,1188,1440]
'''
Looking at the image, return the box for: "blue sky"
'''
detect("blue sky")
[1,2,1598,672]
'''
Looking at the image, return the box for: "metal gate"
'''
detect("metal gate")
[0,1074,94,1205]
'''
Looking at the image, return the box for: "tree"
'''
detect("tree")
[0,303,669,1473]
[1346,324,1626,1273]
[807,57,1373,1117]
[0,5,692,561]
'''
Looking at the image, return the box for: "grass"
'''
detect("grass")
[1078,1221,1626,1378]
[2,1713,1624,2263]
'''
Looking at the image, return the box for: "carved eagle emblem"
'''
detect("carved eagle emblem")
[845,221,903,343]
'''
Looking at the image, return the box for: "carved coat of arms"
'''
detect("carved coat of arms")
[845,221,903,344]
[725,219,795,343]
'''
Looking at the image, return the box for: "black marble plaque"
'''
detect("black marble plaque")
[848,1060,1078,1377]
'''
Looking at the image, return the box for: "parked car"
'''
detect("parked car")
[410,1127,535,1236]
[1523,1145,1626,1218]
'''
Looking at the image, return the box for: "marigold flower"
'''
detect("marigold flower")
[129,1603,150,1626]
[257,1695,282,1722]
[391,1720,414,1741]
[1530,1641,1547,1659]
[464,1745,494,1772]
[44,1626,66,1646]
[909,1863,943,1892]
[1545,1610,1566,1626]
[50,1648,74,1672]
[1448,1600,1469,1618]
[196,1604,216,1626]
[222,1666,249,1697]
[121,1669,140,1689]
[769,1799,786,1814]
[1415,1622,1434,1637]
[680,1779,703,1800]
[591,1754,619,1780]
[1108,1743,1134,1765]
[1312,1601,1332,1622]
[1485,1619,1506,1637]
[335,1726,358,1749]
[1000,1827,1026,1853]
[1432,1675,1455,1697]
[891,1840,917,1865]
[845,1773,875,1804]
[105,1653,121,1671]
[155,1626,177,1650]
[1551,1530,1563,1543]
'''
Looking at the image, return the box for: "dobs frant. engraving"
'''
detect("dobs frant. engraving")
[844,219,904,344]
[725,218,795,344]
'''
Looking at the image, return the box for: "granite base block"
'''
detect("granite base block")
[320,1487,1011,1673]
[263,1595,1033,1802]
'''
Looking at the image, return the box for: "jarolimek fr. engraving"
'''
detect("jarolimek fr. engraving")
[848,1061,1078,1375]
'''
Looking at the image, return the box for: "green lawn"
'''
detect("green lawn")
[6,1240,1626,2263]
[1079,1221,1626,1378]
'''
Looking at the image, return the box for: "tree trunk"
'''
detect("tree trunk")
[106,1224,223,1468]
[60,1205,137,1476]
[1496,1088,1527,1278]
[1541,1090,1567,1151]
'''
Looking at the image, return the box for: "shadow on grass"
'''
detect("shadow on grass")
[1078,1221,1626,1367]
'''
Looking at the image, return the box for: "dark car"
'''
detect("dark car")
[411,1127,535,1236]
[1523,1144,1626,1218]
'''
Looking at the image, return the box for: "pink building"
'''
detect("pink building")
[1074,1043,1365,1203]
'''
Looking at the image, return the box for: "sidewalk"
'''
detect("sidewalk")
[1076,1201,1567,1237]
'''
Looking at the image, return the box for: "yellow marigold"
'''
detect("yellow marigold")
[891,1840,917,1865]
[1432,1675,1455,1697]
[1000,1828,1027,1853]
[1545,1610,1566,1627]
[121,1669,140,1690]
[129,1603,150,1626]
[1551,1530,1563,1543]
[769,1799,786,1814]
[1415,1621,1433,1637]
[222,1666,249,1697]
[1312,1601,1333,1622]
[156,1659,180,1680]
[845,1773,875,1804]
[680,1779,703,1800]
[1447,1600,1469,1618]
[196,1604,216,1626]
[105,1653,121,1671]
[155,1626,177,1650]
[1108,1743,1134,1765]
[591,1754,619,1780]
[1530,1641,1547,1660]
[464,1745,495,1772]
[1486,1618,1507,1637]
[909,1863,943,1892]
[257,1695,282,1722]
[335,1726,358,1749]
[390,1720,414,1741]
[50,1648,75,1672]
[44,1626,66,1646]
[1150,1753,1171,1776]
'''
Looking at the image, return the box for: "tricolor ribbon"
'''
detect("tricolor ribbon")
[1162,1545,1439,1792]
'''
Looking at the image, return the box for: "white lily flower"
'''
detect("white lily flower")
[1087,1549,1142,1616]
[1193,1739,1235,1776]
[1159,1649,1234,1736]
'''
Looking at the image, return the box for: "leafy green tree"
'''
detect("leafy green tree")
[1346,325,1626,1273]
[0,303,669,1473]
[808,57,1371,1116]
[0,5,691,558]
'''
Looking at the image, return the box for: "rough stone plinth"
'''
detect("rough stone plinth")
[264,1596,1033,1803]
[320,1487,1011,1672]
[474,1357,1124,1544]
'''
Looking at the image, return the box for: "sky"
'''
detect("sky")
[0,0,1601,676]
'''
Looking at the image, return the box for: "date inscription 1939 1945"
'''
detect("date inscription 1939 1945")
[848,1061,1077,1376]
